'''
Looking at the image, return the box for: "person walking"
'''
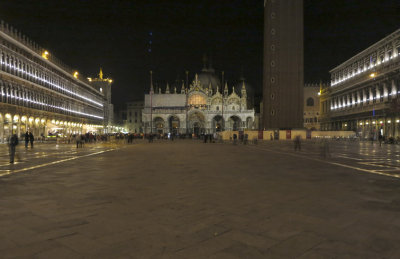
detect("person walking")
[9,134,19,163]
[24,131,29,148]
[294,135,301,151]
[378,134,383,147]
[29,132,34,148]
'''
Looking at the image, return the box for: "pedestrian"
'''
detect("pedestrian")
[294,135,301,151]
[233,134,237,145]
[244,134,248,145]
[321,138,330,158]
[29,132,34,148]
[270,133,273,141]
[378,134,383,147]
[9,133,19,163]
[24,131,29,148]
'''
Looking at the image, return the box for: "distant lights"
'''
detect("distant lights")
[373,121,376,124]
[73,71,79,78]
[380,120,383,124]
[369,73,376,78]
[397,120,400,123]
[388,120,391,124]
[87,77,92,82]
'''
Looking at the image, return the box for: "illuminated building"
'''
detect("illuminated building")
[0,21,106,141]
[142,66,255,135]
[320,28,400,138]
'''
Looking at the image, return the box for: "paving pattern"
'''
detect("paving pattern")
[1,139,400,258]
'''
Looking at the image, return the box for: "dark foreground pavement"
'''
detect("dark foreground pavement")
[1,140,400,258]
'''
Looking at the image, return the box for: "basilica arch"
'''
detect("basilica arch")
[228,115,241,131]
[168,115,180,134]
[153,117,165,134]
[188,111,205,136]
[212,115,224,132]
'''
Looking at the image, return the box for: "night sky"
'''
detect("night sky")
[0,0,398,107]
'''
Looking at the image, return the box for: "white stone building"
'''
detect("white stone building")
[142,72,255,135]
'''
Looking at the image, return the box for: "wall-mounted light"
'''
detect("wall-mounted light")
[42,50,49,60]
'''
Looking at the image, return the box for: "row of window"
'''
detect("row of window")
[328,82,398,111]
[0,43,102,108]
[0,81,103,120]
[331,42,400,86]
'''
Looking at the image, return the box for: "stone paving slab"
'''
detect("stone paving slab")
[0,140,400,258]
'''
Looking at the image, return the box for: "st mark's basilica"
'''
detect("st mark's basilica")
[142,64,255,135]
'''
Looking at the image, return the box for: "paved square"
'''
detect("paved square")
[1,140,400,258]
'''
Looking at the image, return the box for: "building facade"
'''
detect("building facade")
[263,0,304,129]
[320,28,400,139]
[126,100,143,133]
[0,21,106,142]
[303,83,324,130]
[142,72,255,135]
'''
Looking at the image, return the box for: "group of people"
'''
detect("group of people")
[8,131,35,163]
[24,131,34,148]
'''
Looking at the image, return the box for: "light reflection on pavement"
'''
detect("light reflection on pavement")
[0,142,123,177]
[246,140,400,179]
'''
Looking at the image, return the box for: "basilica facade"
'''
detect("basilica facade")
[142,70,255,135]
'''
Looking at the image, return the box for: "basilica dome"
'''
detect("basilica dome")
[196,67,221,93]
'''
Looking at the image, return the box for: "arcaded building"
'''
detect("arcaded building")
[263,0,304,129]
[0,21,110,142]
[320,28,400,139]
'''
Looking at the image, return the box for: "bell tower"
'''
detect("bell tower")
[263,0,304,129]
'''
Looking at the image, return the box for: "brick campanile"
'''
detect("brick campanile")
[263,0,304,129]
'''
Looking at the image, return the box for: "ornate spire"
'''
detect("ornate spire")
[241,81,247,97]
[99,68,103,80]
[181,81,185,94]
[224,82,228,96]
[150,71,154,94]
[209,83,213,95]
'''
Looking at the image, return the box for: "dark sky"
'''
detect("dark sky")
[0,0,398,106]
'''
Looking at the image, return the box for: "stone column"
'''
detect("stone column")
[369,88,373,104]
[357,90,361,106]
[392,80,397,98]
[363,88,367,104]
[376,85,381,103]
[383,83,388,102]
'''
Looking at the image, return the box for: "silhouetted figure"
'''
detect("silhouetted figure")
[29,132,34,148]
[24,131,29,148]
[233,134,237,145]
[378,134,383,147]
[9,134,19,163]
[294,135,301,151]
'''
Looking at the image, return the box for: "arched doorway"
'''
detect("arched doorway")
[212,115,224,132]
[229,116,241,131]
[169,116,180,135]
[188,112,205,136]
[153,117,165,134]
